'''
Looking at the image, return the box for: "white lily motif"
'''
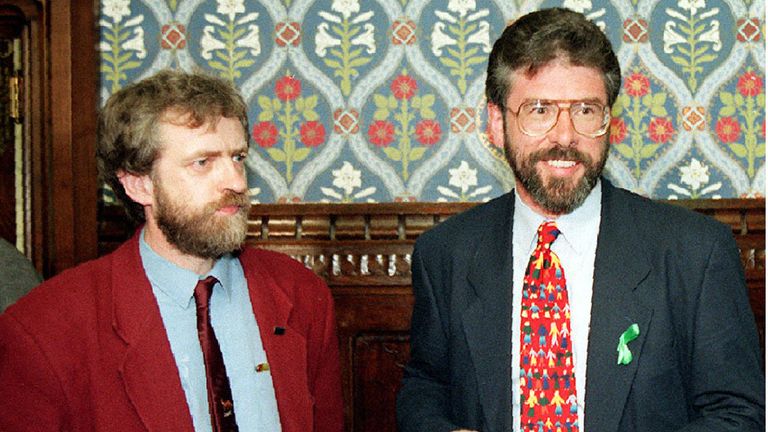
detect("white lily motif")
[430,2,490,57]
[102,0,130,24]
[201,6,259,61]
[678,0,706,15]
[431,23,456,57]
[333,161,362,195]
[121,25,146,59]
[332,0,360,20]
[236,24,261,56]
[448,0,476,17]
[217,0,245,21]
[699,20,721,51]
[438,161,493,201]
[201,26,227,60]
[663,21,687,54]
[466,21,491,52]
[315,0,375,58]
[315,23,341,57]
[314,0,375,96]
[321,161,376,202]
[351,24,376,54]
[667,158,722,198]
[680,158,710,190]
[449,160,478,194]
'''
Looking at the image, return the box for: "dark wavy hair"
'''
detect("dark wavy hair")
[485,8,621,110]
[97,69,249,222]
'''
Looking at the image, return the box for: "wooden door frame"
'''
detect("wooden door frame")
[5,0,98,277]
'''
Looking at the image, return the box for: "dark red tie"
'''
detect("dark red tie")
[194,276,238,432]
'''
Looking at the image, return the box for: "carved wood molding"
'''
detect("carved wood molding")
[100,199,765,282]
[237,199,765,282]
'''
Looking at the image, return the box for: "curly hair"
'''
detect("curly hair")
[97,69,249,222]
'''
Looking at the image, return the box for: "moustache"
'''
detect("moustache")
[213,192,250,212]
[531,146,592,164]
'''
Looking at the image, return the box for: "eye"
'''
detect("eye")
[193,158,208,167]
[525,101,553,116]
[232,152,247,163]
[575,103,602,116]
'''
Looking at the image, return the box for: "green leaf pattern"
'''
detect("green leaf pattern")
[315,0,376,96]
[100,0,147,93]
[662,0,722,91]
[200,0,261,82]
[430,0,491,95]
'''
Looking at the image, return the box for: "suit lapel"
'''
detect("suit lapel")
[111,233,195,431]
[584,181,653,432]
[464,193,515,432]
[240,250,312,432]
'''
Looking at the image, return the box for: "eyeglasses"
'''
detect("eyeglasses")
[507,99,611,138]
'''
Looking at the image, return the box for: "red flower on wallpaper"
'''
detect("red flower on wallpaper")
[276,75,301,101]
[647,118,674,143]
[252,121,279,148]
[609,118,627,144]
[415,119,442,146]
[300,121,326,147]
[390,74,417,100]
[624,73,650,97]
[368,120,395,147]
[737,71,763,97]
[715,117,741,143]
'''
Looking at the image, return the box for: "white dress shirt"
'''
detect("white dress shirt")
[511,183,602,431]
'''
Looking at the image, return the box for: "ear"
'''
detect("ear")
[486,102,505,148]
[117,170,154,206]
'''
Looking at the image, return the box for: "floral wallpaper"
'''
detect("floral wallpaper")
[99,0,765,203]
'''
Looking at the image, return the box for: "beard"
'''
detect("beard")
[504,131,609,215]
[153,182,251,259]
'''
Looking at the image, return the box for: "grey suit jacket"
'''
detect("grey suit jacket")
[397,179,764,432]
[0,238,42,313]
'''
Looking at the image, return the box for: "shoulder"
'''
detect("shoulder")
[238,247,329,295]
[604,184,734,249]
[416,192,513,250]
[609,186,729,231]
[1,238,135,329]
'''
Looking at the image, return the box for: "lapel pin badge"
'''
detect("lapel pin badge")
[617,323,640,365]
[256,362,270,373]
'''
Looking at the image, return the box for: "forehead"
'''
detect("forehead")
[155,116,247,156]
[506,62,607,105]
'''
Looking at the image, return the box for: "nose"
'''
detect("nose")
[547,108,578,146]
[221,159,247,194]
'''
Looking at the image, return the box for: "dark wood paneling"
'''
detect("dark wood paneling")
[3,0,98,276]
[99,199,765,432]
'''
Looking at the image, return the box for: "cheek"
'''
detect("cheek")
[587,138,610,162]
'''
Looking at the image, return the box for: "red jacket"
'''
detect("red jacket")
[0,232,343,431]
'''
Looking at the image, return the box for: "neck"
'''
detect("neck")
[142,219,215,275]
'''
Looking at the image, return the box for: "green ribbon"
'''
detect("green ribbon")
[616,323,640,365]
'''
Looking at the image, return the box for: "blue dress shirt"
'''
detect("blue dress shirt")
[139,232,282,431]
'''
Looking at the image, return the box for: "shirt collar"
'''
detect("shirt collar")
[514,181,602,254]
[139,228,236,308]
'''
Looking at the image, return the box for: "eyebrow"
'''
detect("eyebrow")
[188,145,248,159]
[525,98,606,105]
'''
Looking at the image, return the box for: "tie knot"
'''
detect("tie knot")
[536,221,560,247]
[194,276,219,307]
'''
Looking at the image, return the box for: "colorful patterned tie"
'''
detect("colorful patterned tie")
[194,276,239,432]
[519,222,578,432]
